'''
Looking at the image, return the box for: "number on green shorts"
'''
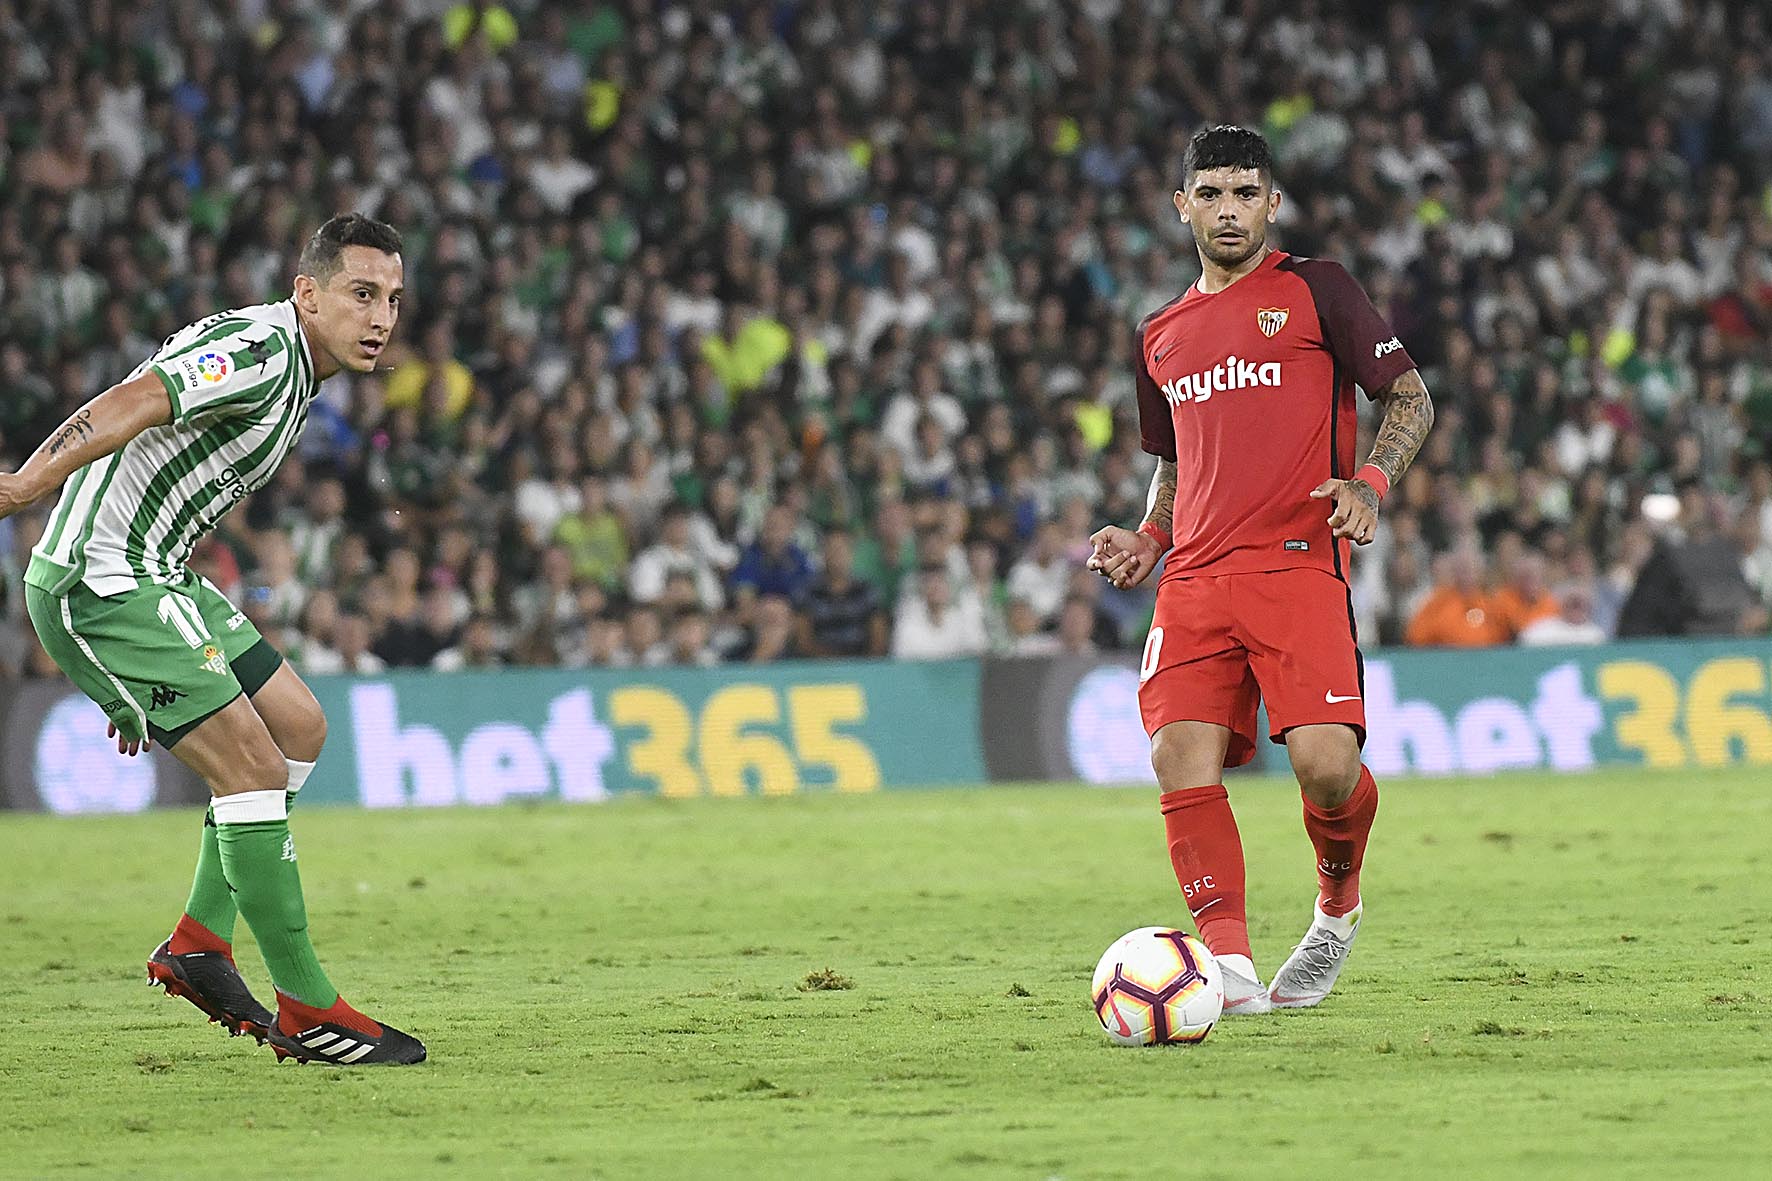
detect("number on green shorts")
[157,592,209,648]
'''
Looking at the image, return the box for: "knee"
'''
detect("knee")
[1293,746,1361,808]
[1150,725,1225,790]
[224,740,290,797]
[304,705,328,759]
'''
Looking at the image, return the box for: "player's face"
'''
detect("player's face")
[1174,167,1281,268]
[299,246,404,375]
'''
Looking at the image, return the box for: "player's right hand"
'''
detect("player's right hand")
[107,721,152,758]
[1087,525,1162,589]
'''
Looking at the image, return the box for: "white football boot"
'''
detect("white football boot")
[1268,899,1361,1009]
[1216,953,1273,1016]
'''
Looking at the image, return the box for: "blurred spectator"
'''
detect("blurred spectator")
[1491,553,1560,638]
[434,615,506,672]
[1005,520,1073,625]
[732,594,800,663]
[799,528,887,658]
[891,564,988,661]
[629,504,724,611]
[1406,549,1510,648]
[731,503,815,607]
[1519,587,1608,646]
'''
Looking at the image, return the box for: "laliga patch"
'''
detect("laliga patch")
[201,644,228,675]
[1284,540,1310,551]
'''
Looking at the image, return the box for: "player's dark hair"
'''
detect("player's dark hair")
[297,213,403,282]
[1182,125,1276,189]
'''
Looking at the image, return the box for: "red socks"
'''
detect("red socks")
[277,992,382,1038]
[1160,785,1252,961]
[1301,765,1379,917]
[168,913,232,959]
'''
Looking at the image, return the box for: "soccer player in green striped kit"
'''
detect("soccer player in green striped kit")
[0,214,423,1065]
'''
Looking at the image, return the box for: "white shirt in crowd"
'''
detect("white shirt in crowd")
[891,589,989,661]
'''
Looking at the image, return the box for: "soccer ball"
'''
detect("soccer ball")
[1091,927,1223,1046]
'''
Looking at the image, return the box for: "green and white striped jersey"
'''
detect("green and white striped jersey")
[26,299,318,598]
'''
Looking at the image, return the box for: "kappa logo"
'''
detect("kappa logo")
[149,684,187,711]
[281,834,297,863]
[239,335,276,371]
[1159,356,1283,407]
[1374,336,1403,358]
[1256,307,1289,337]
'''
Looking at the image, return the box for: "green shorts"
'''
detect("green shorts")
[25,574,284,747]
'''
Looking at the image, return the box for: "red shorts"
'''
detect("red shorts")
[1137,568,1366,767]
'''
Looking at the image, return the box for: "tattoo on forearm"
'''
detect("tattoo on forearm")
[1366,370,1434,488]
[1143,458,1178,535]
[45,409,94,458]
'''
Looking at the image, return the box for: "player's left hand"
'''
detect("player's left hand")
[1309,478,1380,546]
[107,721,152,758]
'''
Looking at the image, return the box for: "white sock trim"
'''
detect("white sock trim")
[211,789,289,825]
[285,758,316,796]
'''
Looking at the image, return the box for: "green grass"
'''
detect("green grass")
[1,770,1769,1179]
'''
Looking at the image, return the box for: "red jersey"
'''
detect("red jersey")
[1135,250,1415,581]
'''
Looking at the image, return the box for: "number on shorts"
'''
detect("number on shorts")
[1140,626,1165,683]
[157,593,208,648]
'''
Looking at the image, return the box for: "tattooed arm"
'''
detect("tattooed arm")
[0,374,172,520]
[1310,368,1435,545]
[1141,458,1179,542]
[1088,458,1178,590]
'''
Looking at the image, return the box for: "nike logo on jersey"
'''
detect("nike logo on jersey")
[1159,357,1283,407]
[1324,691,1361,704]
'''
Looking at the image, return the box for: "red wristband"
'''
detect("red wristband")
[1139,520,1172,551]
[1354,464,1390,501]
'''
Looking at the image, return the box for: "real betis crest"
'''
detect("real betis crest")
[1256,307,1289,338]
[201,645,228,675]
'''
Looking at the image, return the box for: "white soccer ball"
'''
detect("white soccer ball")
[1091,927,1223,1046]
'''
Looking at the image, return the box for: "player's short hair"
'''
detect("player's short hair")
[1182,125,1276,189]
[297,213,403,283]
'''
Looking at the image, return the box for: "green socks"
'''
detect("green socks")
[179,807,238,944]
[179,759,316,948]
[211,787,338,1009]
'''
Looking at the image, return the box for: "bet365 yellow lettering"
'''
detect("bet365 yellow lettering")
[1685,658,1772,766]
[788,684,882,793]
[1597,661,1689,768]
[608,686,702,797]
[699,685,799,796]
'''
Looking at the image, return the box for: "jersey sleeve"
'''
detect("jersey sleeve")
[1295,259,1416,397]
[1133,318,1176,460]
[149,321,296,423]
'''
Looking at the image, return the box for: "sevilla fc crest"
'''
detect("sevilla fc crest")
[1256,307,1289,338]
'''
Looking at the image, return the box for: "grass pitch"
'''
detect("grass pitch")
[1,770,1768,1179]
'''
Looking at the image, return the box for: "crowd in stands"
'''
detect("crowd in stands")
[3,0,1772,680]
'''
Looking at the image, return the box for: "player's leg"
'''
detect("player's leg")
[1139,576,1271,1014]
[192,575,325,804]
[22,581,276,1038]
[1237,569,1379,1007]
[247,660,327,799]
[171,698,423,1064]
[159,581,301,968]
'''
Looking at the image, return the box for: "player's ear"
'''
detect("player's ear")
[1267,188,1283,224]
[292,273,319,313]
[1173,190,1188,221]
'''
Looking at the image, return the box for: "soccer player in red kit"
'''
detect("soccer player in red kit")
[1090,126,1435,1012]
